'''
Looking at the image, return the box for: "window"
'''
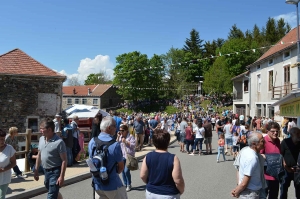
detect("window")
[283,51,291,59]
[244,80,249,92]
[268,70,273,91]
[75,98,80,104]
[67,98,72,104]
[256,104,262,117]
[257,74,261,92]
[93,99,98,105]
[284,65,290,83]
[82,99,87,104]
[256,65,261,70]
[268,59,274,66]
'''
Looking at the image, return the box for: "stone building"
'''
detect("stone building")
[62,84,122,111]
[0,49,66,133]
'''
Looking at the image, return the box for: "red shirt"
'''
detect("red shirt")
[185,127,194,141]
[260,134,281,180]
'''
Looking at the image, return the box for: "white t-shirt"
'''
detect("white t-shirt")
[232,136,239,146]
[224,124,232,138]
[0,145,16,185]
[195,127,205,139]
[232,119,236,126]
[211,118,216,123]
[238,147,262,191]
[239,115,244,121]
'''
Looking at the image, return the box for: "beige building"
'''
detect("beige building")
[62,84,122,111]
[232,26,299,121]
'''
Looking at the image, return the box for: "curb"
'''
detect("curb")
[7,135,177,199]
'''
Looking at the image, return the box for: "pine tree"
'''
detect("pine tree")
[228,24,244,39]
[183,29,204,56]
[277,18,288,41]
[265,17,278,44]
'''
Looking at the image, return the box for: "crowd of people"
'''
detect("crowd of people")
[0,98,300,199]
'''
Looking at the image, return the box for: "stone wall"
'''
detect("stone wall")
[100,87,123,109]
[0,75,64,133]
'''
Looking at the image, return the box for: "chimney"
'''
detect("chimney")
[73,88,76,95]
[88,88,91,95]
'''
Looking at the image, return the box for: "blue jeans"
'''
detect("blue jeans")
[185,139,194,152]
[122,158,131,186]
[193,138,204,151]
[66,147,73,167]
[280,169,300,199]
[44,167,61,199]
[32,165,44,174]
[13,165,22,175]
[217,146,226,161]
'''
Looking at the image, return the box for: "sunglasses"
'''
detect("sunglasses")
[269,130,279,133]
[120,130,125,132]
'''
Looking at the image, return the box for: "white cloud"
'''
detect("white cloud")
[58,55,115,85]
[274,12,297,28]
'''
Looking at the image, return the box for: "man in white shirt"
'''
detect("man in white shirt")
[231,133,266,199]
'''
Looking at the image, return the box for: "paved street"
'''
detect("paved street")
[32,133,295,199]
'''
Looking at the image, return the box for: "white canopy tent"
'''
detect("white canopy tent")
[64,104,109,118]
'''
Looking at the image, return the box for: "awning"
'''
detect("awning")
[270,89,300,117]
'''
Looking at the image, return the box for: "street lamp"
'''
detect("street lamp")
[286,0,300,126]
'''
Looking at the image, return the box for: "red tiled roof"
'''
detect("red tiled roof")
[250,27,298,66]
[63,84,112,96]
[0,48,66,78]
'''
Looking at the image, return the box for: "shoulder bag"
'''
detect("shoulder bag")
[125,139,139,171]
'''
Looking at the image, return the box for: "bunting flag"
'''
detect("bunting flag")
[115,40,296,75]
[111,85,195,91]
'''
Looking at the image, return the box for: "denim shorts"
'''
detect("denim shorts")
[180,133,186,143]
[232,145,239,152]
[44,167,61,199]
[225,138,233,146]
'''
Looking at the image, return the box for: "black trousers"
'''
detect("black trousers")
[72,137,80,161]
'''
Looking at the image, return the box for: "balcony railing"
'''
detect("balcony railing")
[233,91,243,100]
[272,83,298,99]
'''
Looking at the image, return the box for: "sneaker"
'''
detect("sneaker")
[15,174,27,179]
[217,160,219,163]
[189,153,195,156]
[126,185,132,192]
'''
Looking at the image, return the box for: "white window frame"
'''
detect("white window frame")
[283,50,291,60]
[67,98,72,104]
[257,74,261,92]
[256,65,261,70]
[93,98,98,105]
[268,59,274,66]
[82,99,87,104]
[75,98,80,104]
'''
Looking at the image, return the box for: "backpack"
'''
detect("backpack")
[90,137,116,185]
[240,130,248,145]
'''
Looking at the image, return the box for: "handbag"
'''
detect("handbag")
[265,153,285,182]
[125,145,138,171]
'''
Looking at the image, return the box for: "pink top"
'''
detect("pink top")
[260,134,281,181]
[219,139,225,147]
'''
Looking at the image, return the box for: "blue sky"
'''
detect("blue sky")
[0,0,298,83]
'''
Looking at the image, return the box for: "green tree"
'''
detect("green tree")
[84,71,112,85]
[228,24,244,39]
[113,51,164,101]
[161,47,187,98]
[265,17,278,44]
[183,29,204,56]
[220,38,261,76]
[203,57,232,96]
